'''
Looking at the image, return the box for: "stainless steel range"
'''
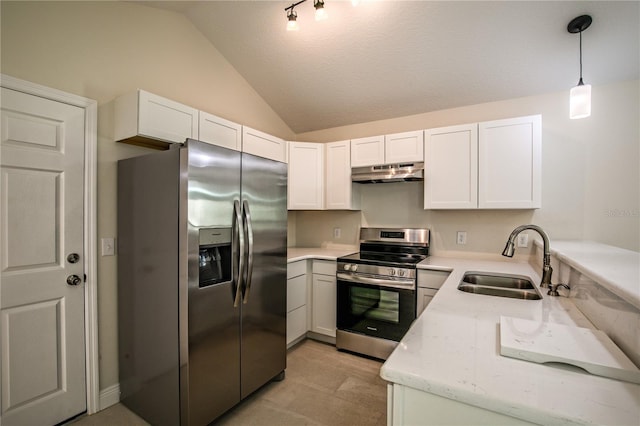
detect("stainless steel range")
[336,228,430,360]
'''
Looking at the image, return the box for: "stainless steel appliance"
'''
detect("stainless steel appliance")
[117,139,287,425]
[336,228,430,360]
[351,162,424,183]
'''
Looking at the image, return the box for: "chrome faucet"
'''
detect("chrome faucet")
[501,224,552,288]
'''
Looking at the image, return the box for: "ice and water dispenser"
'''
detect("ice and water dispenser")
[198,227,232,287]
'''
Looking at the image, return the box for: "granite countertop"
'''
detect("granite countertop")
[287,246,358,262]
[382,256,640,425]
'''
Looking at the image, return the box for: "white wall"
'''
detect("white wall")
[1,0,295,394]
[293,80,640,255]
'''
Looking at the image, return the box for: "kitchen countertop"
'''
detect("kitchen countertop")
[382,256,640,425]
[542,240,640,310]
[287,246,358,262]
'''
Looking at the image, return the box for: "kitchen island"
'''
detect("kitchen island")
[381,255,640,425]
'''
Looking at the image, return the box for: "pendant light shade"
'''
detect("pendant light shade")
[570,80,591,119]
[567,15,593,119]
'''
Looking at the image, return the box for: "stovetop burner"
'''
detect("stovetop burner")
[338,251,426,268]
[337,227,430,269]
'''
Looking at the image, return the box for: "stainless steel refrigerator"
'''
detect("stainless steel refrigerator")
[117,139,287,425]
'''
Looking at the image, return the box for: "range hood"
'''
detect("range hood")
[351,162,424,184]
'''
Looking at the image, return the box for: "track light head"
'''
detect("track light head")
[314,0,328,21]
[286,8,299,31]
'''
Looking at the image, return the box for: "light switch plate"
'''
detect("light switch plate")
[102,237,115,256]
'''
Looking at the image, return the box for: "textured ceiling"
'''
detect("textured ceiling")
[139,1,639,133]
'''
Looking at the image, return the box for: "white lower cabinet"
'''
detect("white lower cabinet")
[389,384,535,425]
[416,269,450,315]
[287,260,308,346]
[311,260,337,338]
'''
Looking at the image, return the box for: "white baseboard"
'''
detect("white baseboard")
[99,383,120,410]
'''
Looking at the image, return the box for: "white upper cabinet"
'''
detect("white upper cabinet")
[350,135,385,167]
[384,130,424,164]
[325,140,361,210]
[198,111,241,151]
[242,126,287,163]
[478,115,541,209]
[424,115,541,210]
[424,123,478,209]
[351,131,423,167]
[114,89,198,148]
[288,142,324,210]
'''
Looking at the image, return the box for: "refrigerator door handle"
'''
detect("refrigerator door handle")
[233,200,245,308]
[242,200,254,304]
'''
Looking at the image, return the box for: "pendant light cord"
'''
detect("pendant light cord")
[578,30,584,85]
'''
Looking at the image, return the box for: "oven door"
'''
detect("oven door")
[336,274,416,342]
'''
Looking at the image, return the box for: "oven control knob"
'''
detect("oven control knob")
[351,264,358,272]
[398,269,406,277]
[389,268,396,276]
[343,264,351,271]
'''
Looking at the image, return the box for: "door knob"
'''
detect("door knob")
[67,253,80,264]
[67,275,82,286]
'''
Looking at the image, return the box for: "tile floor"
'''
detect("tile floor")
[71,339,387,425]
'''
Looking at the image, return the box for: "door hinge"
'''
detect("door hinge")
[84,274,87,282]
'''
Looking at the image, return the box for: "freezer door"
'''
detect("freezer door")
[240,152,288,399]
[186,140,242,425]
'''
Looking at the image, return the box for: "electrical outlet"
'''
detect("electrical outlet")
[456,231,467,245]
[517,233,529,248]
[333,227,341,238]
[101,237,115,256]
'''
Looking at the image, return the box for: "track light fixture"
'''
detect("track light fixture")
[284,0,331,31]
[567,15,593,119]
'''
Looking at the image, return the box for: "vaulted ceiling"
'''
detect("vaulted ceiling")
[139,1,639,133]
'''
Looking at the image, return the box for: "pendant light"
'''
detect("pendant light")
[567,15,593,119]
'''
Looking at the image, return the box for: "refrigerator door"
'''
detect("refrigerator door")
[186,140,242,425]
[240,152,288,398]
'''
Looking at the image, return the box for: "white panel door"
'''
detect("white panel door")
[478,115,542,209]
[1,88,86,425]
[350,135,385,167]
[288,142,324,210]
[198,111,241,151]
[311,274,336,337]
[424,123,478,209]
[242,126,286,163]
[325,140,360,210]
[384,130,424,164]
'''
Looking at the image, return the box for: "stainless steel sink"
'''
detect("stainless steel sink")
[461,272,535,289]
[457,272,542,300]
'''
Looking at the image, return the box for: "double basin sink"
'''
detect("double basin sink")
[457,272,542,300]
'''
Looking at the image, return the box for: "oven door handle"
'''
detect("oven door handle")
[337,272,415,290]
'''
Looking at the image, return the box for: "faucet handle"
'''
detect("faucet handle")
[547,283,570,297]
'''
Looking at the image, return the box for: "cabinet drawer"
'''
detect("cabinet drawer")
[287,260,306,279]
[287,274,306,312]
[287,305,307,345]
[417,269,450,289]
[312,260,336,275]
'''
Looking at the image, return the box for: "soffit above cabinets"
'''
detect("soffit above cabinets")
[138,1,639,133]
